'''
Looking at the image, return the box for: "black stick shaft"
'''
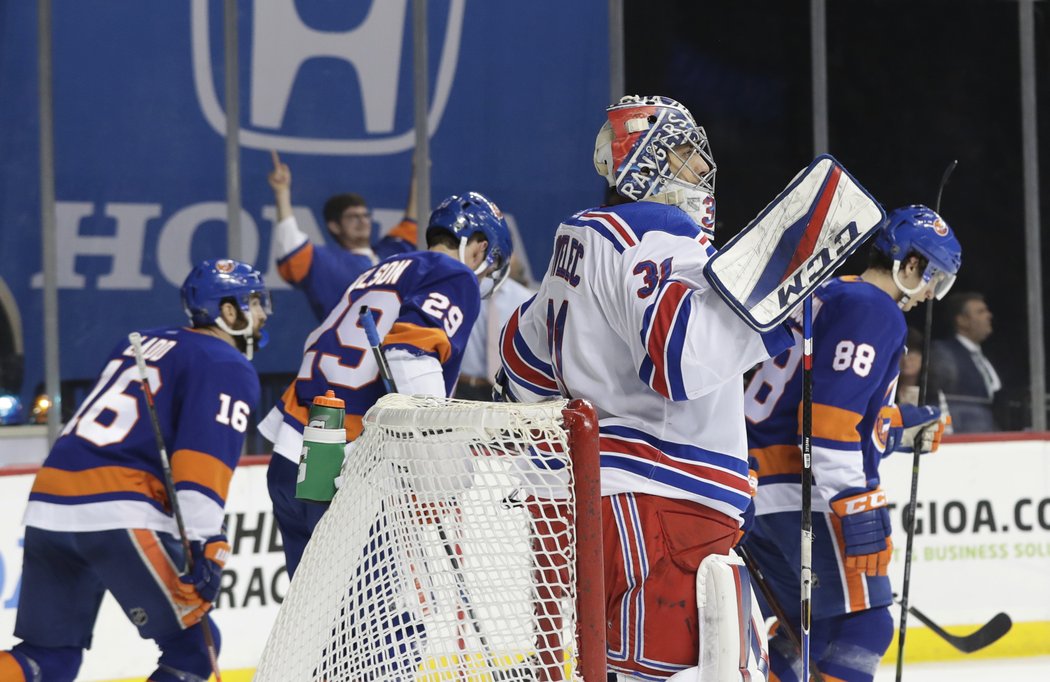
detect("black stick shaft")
[800,297,814,673]
[128,332,223,682]
[738,546,826,682]
[895,159,957,682]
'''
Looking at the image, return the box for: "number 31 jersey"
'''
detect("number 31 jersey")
[23,328,260,540]
[260,250,481,462]
[499,202,791,525]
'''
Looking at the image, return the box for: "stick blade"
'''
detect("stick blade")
[954,612,1012,654]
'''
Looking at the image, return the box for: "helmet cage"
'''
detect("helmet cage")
[607,96,717,203]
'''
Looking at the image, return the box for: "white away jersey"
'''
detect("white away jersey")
[499,202,791,524]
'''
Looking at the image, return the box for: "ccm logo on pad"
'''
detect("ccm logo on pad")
[841,489,888,515]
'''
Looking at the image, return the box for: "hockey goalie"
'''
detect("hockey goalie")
[497,95,883,681]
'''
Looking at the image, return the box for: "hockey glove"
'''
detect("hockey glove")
[830,487,893,577]
[178,534,230,603]
[879,404,951,455]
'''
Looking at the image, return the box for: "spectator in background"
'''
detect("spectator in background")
[268,151,419,321]
[898,326,952,433]
[455,254,534,401]
[931,292,1000,432]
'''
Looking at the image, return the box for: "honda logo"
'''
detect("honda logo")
[190,0,464,155]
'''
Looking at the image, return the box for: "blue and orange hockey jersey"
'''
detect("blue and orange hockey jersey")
[23,328,260,540]
[260,250,481,462]
[277,219,418,320]
[744,276,907,514]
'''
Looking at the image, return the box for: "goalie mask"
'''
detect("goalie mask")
[874,205,962,305]
[427,191,514,297]
[181,259,272,359]
[594,95,717,237]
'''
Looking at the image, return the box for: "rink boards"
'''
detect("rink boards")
[0,437,1048,680]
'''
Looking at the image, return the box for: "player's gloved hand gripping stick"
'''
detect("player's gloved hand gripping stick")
[128,332,224,682]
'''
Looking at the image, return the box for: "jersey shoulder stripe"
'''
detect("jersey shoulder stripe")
[566,210,639,253]
[384,321,452,363]
[276,240,313,283]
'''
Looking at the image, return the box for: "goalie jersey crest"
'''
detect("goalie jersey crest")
[704,155,885,331]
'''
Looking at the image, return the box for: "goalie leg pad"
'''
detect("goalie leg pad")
[695,553,769,682]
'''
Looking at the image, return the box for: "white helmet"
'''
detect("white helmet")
[594,95,717,236]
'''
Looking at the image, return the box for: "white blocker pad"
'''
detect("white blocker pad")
[690,552,769,682]
[704,154,885,331]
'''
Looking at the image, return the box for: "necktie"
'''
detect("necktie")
[971,350,1001,398]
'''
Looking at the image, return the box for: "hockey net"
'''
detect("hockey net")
[255,395,603,682]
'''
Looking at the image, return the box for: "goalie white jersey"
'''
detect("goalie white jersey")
[499,201,791,524]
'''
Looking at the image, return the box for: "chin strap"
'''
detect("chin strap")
[216,313,255,360]
[458,236,509,300]
[891,260,929,310]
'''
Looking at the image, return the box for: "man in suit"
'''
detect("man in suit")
[932,292,1000,432]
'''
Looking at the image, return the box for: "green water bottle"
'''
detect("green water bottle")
[295,390,347,503]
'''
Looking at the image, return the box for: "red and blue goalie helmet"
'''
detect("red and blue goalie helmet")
[874,204,962,300]
[427,191,514,293]
[181,258,271,328]
[594,95,717,235]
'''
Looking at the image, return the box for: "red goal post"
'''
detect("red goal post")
[255,395,604,681]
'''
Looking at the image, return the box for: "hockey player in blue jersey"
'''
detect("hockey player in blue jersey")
[742,206,961,682]
[268,150,418,321]
[0,259,271,682]
[259,191,513,577]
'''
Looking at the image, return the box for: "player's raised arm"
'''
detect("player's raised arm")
[268,149,294,221]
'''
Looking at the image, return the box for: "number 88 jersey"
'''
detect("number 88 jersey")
[260,251,481,463]
[744,276,908,516]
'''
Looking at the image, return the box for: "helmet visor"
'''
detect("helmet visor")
[925,267,956,301]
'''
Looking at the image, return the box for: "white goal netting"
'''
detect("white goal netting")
[255,395,602,682]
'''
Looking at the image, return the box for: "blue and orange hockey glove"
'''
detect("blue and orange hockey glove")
[878,404,951,455]
[830,487,893,577]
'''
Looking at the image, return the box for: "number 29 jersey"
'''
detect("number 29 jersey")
[744,276,908,515]
[260,250,481,462]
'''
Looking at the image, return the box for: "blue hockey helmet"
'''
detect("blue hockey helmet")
[181,259,271,357]
[427,192,514,294]
[874,205,962,301]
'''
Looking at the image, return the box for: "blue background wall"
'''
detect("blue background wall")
[0,0,610,404]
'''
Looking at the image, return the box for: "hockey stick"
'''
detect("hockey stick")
[128,332,223,682]
[894,160,957,681]
[358,307,527,680]
[737,545,826,682]
[800,296,815,677]
[893,595,1011,654]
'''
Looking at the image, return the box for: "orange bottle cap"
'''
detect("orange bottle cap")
[313,389,345,409]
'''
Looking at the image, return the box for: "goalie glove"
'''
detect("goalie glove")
[878,404,951,455]
[830,487,892,577]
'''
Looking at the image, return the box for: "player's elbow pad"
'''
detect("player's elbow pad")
[386,348,446,398]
